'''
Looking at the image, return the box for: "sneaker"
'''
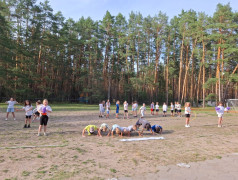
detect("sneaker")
[23,124,27,128]
[5,118,7,121]
[187,125,190,127]
[37,133,41,136]
[44,132,47,136]
[218,125,221,128]
[14,118,16,121]
[28,124,30,128]
[185,125,188,127]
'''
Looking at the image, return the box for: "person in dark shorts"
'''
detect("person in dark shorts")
[37,99,52,136]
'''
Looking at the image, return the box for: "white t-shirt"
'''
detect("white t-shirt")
[171,105,174,110]
[127,125,134,132]
[7,101,17,108]
[124,103,128,110]
[177,104,181,110]
[22,105,33,116]
[216,106,224,116]
[185,107,191,114]
[38,105,52,116]
[100,123,109,130]
[132,103,138,110]
[155,105,159,110]
[151,104,154,109]
[99,104,103,111]
[163,105,167,111]
[140,106,146,112]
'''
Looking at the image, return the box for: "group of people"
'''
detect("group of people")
[3,98,227,138]
[4,98,52,136]
[82,118,163,137]
[98,100,184,119]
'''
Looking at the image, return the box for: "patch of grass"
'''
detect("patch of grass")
[216,156,222,159]
[49,165,58,171]
[75,147,87,154]
[106,142,115,147]
[110,168,117,173]
[22,171,31,176]
[37,154,44,158]
[48,170,79,179]
[132,158,138,166]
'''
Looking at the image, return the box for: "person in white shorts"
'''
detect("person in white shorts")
[216,102,224,128]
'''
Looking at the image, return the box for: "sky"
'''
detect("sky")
[38,0,238,21]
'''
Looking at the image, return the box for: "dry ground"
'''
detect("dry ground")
[0,108,237,180]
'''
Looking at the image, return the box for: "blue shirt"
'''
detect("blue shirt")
[151,125,162,132]
[116,104,119,110]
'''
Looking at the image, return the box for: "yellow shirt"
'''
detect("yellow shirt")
[85,125,98,135]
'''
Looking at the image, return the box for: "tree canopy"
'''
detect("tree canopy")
[0,0,237,105]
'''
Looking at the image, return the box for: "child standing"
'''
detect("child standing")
[175,102,178,115]
[32,100,42,122]
[150,102,155,115]
[132,101,138,117]
[140,103,146,117]
[123,101,129,119]
[185,102,191,127]
[99,101,103,118]
[155,102,159,115]
[162,103,167,117]
[216,102,225,128]
[177,102,182,117]
[106,99,111,118]
[18,100,33,128]
[37,99,52,136]
[116,100,120,119]
[5,98,18,121]
[170,102,174,117]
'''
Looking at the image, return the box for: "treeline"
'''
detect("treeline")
[0,0,237,105]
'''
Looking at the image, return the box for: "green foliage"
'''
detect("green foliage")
[0,1,237,104]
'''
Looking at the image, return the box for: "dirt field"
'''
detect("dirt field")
[0,107,237,180]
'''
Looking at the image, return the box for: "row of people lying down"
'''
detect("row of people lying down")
[82,118,163,137]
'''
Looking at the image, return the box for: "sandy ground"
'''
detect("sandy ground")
[0,110,238,180]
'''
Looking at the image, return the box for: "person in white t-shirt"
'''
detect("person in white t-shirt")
[132,101,138,117]
[185,102,191,127]
[99,101,104,118]
[17,100,33,128]
[162,103,167,117]
[216,102,225,128]
[140,103,146,117]
[155,102,159,115]
[170,102,174,117]
[37,99,52,136]
[32,100,42,122]
[123,101,129,119]
[5,97,18,121]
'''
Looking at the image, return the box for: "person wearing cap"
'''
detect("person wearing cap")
[135,118,154,136]
[82,125,102,137]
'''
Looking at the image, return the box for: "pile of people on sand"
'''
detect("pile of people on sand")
[82,118,163,137]
[3,97,228,137]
